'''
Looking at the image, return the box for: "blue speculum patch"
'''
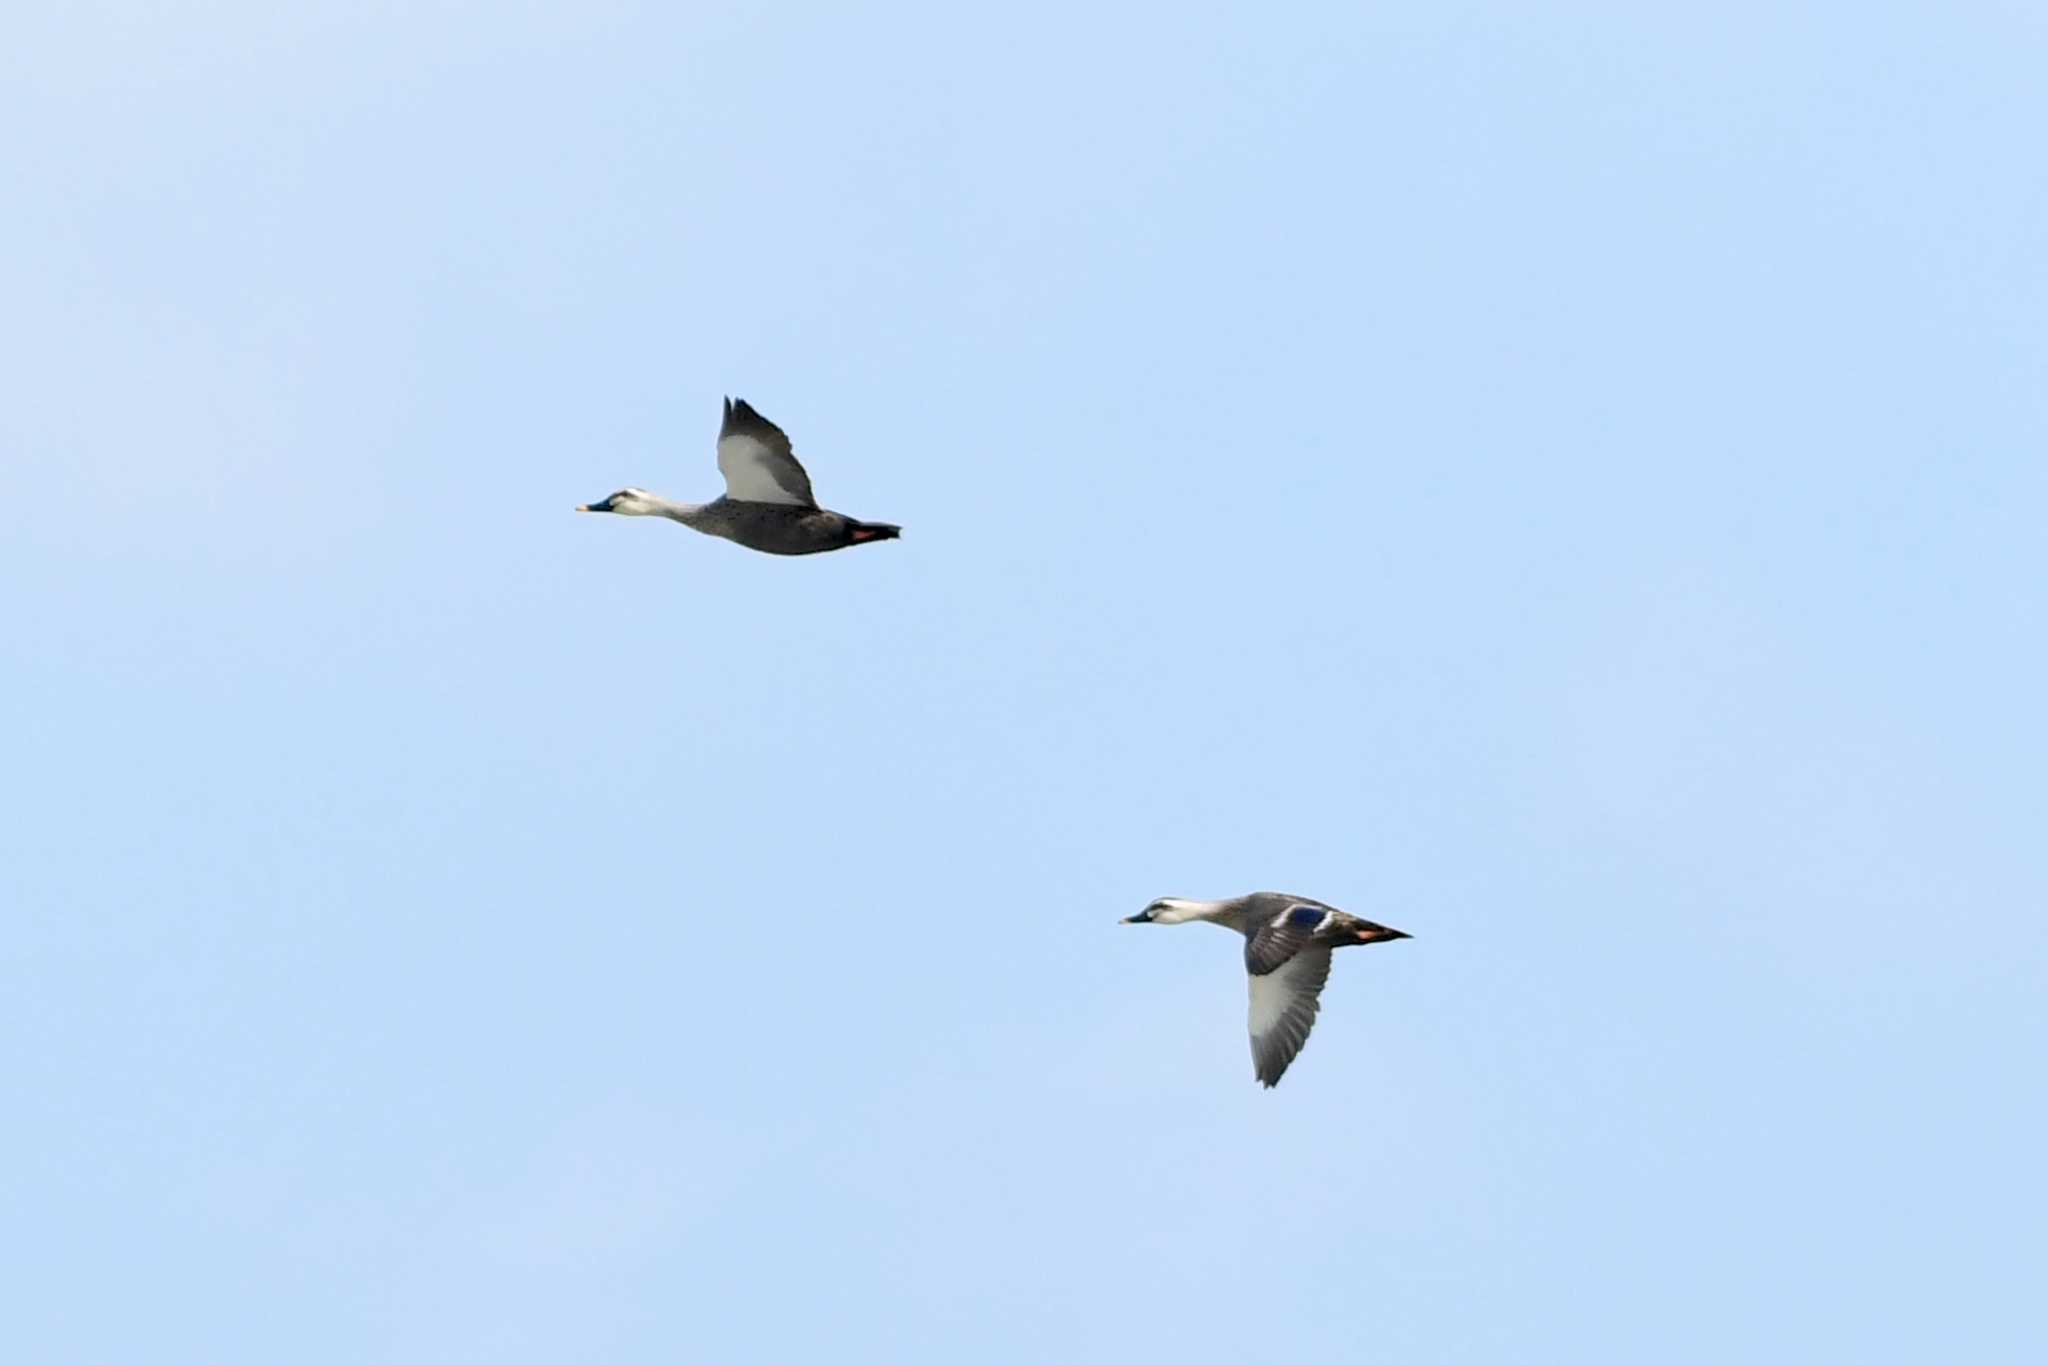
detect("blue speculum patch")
[1288,906,1326,929]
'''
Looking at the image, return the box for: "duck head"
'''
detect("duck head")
[1121,897,1216,926]
[577,488,658,515]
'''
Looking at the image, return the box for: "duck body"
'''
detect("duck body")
[1123,891,1411,1088]
[675,496,901,556]
[578,397,900,556]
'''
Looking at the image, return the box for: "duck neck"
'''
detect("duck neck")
[1155,897,1242,928]
[645,495,708,525]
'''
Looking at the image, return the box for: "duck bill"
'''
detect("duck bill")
[577,497,616,513]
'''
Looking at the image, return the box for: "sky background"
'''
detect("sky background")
[3,3,2044,1361]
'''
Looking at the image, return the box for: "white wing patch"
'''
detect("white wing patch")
[716,432,811,505]
[1248,968,1295,1036]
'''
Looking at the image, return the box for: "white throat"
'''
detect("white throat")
[621,491,705,522]
[1152,897,1230,926]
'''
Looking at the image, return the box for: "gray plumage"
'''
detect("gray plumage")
[578,397,900,556]
[1122,892,1411,1088]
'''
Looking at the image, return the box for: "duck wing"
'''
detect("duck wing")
[1246,944,1333,1089]
[1243,901,1341,974]
[715,397,818,507]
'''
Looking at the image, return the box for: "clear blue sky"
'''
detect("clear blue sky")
[4,4,2043,1361]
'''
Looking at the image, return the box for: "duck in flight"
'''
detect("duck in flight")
[1122,892,1411,1087]
[578,398,901,555]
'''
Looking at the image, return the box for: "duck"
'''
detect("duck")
[578,397,901,555]
[1122,892,1411,1087]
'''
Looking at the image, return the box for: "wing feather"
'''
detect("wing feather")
[1244,904,1329,975]
[1247,947,1332,1087]
[715,398,817,506]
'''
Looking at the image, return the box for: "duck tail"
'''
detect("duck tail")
[847,520,902,544]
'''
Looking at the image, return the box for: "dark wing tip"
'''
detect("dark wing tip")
[1254,1046,1299,1088]
[721,397,785,442]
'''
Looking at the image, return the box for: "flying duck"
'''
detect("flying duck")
[1122,892,1411,1088]
[578,397,901,555]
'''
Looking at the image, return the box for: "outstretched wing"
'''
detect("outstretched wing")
[1244,904,1340,1088]
[1247,946,1333,1088]
[716,397,817,507]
